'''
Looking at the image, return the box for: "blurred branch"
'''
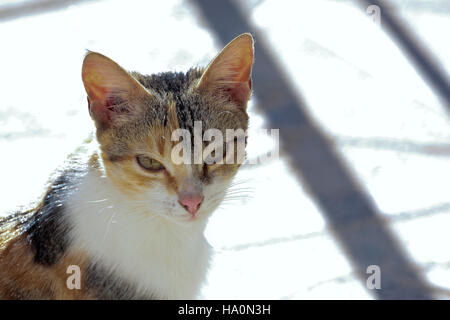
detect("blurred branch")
[336,136,450,158]
[0,0,100,22]
[356,0,450,108]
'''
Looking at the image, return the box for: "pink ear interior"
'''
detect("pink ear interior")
[225,80,252,107]
[87,94,127,126]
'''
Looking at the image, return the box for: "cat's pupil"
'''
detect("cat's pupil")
[137,155,163,171]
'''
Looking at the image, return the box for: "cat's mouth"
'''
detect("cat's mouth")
[181,210,208,222]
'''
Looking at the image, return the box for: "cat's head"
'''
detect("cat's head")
[81,33,254,223]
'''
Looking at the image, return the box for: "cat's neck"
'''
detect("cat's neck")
[65,154,210,299]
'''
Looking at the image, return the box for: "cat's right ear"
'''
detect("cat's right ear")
[82,51,152,128]
[196,33,254,110]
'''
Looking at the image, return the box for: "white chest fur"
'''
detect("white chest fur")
[66,168,211,299]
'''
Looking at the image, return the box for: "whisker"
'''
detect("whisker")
[229,177,255,186]
[102,208,117,242]
[86,199,108,203]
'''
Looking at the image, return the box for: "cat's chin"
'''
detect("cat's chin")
[156,212,209,226]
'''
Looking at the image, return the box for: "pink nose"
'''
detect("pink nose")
[178,194,204,215]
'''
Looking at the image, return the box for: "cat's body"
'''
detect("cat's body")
[0,151,210,299]
[0,34,254,299]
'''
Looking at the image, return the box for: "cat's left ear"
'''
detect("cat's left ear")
[196,33,254,109]
[82,51,153,128]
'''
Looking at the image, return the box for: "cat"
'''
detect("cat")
[0,33,254,299]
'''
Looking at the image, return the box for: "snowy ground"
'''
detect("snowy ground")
[0,0,449,299]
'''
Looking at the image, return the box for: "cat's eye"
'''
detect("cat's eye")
[136,155,164,171]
